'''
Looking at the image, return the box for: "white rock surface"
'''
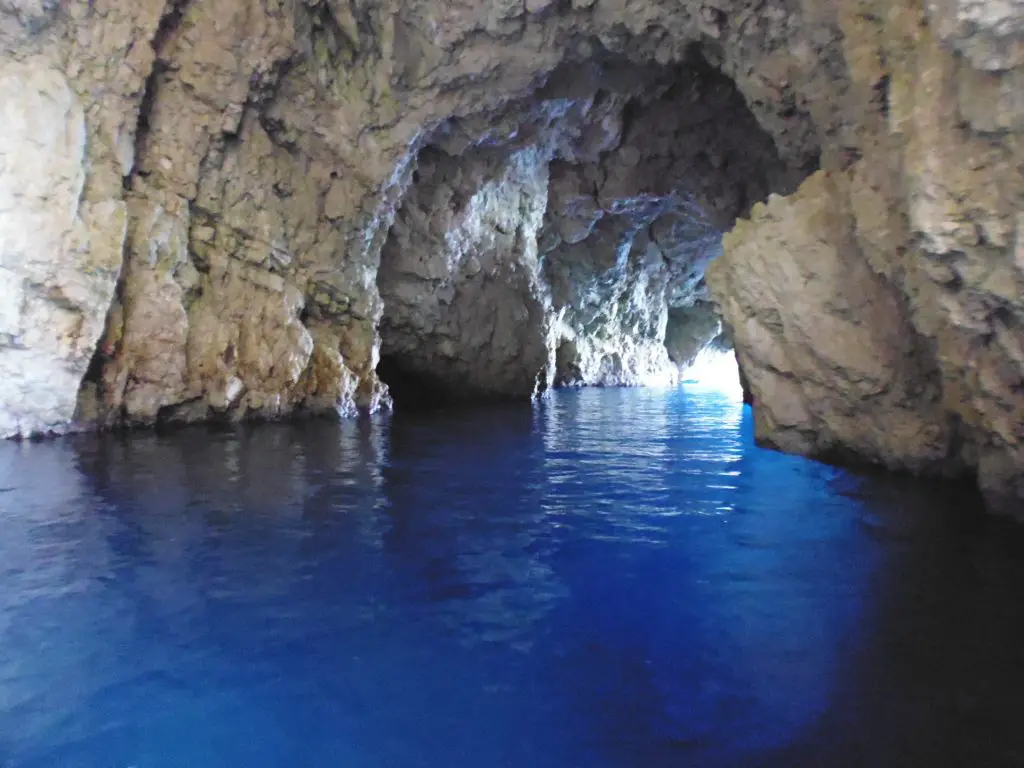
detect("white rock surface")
[0,58,124,437]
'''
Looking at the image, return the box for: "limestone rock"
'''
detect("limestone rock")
[707,171,956,473]
[539,59,792,387]
[3,0,827,433]
[377,57,789,396]
[378,147,553,399]
[0,58,124,438]
[709,0,1024,513]
[665,303,722,369]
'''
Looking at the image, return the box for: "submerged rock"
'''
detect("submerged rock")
[0,0,1021,513]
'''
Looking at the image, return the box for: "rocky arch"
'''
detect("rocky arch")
[375,53,802,403]
[0,0,1021,515]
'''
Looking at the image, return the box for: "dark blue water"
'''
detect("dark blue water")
[3,386,1024,768]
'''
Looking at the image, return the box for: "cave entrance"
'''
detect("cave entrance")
[375,354,486,410]
[680,344,745,396]
[375,48,810,409]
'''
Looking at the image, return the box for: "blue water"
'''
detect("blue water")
[2,386,1024,767]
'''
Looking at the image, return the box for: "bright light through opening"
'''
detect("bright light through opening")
[681,347,744,399]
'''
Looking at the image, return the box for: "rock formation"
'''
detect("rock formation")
[378,57,791,397]
[0,56,125,438]
[706,1,1024,515]
[0,0,1021,514]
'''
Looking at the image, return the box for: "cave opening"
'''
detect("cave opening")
[375,46,809,409]
[679,341,745,397]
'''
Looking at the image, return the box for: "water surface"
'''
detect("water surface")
[2,386,1024,767]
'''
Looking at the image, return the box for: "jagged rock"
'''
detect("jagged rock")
[375,58,789,396]
[3,0,830,434]
[538,59,792,387]
[0,0,1021,514]
[665,303,722,369]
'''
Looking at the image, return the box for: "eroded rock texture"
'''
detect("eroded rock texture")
[537,59,794,387]
[707,2,1024,515]
[378,146,553,399]
[1,0,1022,513]
[378,57,793,397]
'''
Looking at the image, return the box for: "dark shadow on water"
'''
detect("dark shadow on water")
[740,469,1024,768]
[377,355,538,413]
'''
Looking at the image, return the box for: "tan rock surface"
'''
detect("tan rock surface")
[708,1,1024,514]
[708,171,954,473]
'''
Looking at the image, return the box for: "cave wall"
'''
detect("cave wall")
[706,1,1024,514]
[537,58,794,387]
[0,56,125,437]
[378,145,553,398]
[1,0,1022,513]
[376,57,791,397]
